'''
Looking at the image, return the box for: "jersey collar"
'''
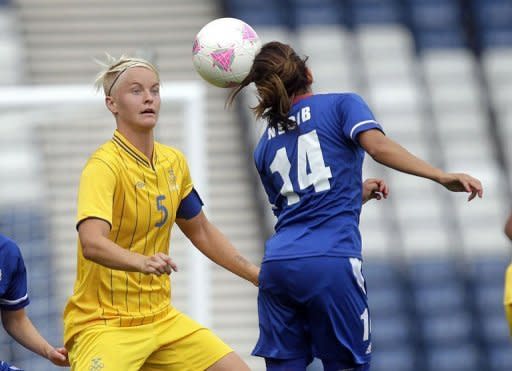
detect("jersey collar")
[292,93,313,106]
[112,130,156,169]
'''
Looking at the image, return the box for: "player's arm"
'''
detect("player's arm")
[78,218,177,275]
[358,129,483,201]
[176,211,260,286]
[77,158,177,275]
[505,212,512,240]
[362,178,388,204]
[1,308,69,366]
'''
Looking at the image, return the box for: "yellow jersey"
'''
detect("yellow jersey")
[63,130,193,346]
[505,262,512,336]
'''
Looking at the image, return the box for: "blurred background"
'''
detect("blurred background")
[0,0,511,370]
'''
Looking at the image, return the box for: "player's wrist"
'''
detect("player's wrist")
[42,343,54,360]
[432,169,446,184]
[133,253,148,274]
[251,267,260,287]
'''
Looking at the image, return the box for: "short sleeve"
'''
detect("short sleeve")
[179,154,194,201]
[76,157,117,229]
[0,244,30,311]
[338,93,384,142]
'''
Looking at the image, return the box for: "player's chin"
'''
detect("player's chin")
[138,116,158,128]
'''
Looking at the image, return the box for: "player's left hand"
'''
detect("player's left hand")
[47,346,69,367]
[439,172,483,201]
[362,178,389,204]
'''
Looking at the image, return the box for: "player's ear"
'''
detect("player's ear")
[105,96,117,114]
[306,68,313,85]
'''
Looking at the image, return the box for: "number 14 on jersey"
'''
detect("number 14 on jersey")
[270,130,332,206]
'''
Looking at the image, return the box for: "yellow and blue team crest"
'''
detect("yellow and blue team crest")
[169,169,179,191]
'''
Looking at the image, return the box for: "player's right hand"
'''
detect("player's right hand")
[141,253,178,275]
[362,178,389,204]
[46,346,69,367]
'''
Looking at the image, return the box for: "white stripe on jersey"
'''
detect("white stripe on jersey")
[0,293,28,306]
[349,120,379,140]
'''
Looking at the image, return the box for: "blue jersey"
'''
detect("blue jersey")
[254,93,383,262]
[0,234,30,311]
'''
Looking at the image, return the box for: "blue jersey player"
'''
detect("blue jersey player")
[0,234,68,369]
[229,41,483,371]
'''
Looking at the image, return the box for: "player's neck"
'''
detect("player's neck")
[117,127,154,162]
[292,91,313,105]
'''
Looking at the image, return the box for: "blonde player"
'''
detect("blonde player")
[504,212,512,335]
[63,56,258,370]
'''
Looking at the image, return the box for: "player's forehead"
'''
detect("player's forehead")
[119,66,159,86]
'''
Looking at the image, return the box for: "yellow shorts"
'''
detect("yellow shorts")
[505,263,512,336]
[68,307,233,371]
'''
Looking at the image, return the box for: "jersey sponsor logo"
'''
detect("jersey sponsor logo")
[135,181,145,189]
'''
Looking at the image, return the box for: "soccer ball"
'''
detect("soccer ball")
[192,17,261,88]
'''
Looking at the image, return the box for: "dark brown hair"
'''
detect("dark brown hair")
[228,41,311,131]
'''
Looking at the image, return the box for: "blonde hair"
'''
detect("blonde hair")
[94,54,160,96]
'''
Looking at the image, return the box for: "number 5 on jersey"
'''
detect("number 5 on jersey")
[270,130,332,205]
[155,195,168,227]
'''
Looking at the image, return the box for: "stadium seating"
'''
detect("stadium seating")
[364,260,417,369]
[405,0,467,50]
[370,346,417,371]
[471,0,512,49]
[424,343,481,371]
[0,4,22,84]
[290,0,345,27]
[488,344,512,371]
[2,0,511,369]
[348,0,404,26]
[223,0,288,27]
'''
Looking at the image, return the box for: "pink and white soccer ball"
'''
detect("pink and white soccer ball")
[192,17,261,88]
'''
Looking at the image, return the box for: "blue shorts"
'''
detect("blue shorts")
[0,361,23,371]
[252,256,371,368]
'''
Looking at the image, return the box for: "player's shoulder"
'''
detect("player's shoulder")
[323,93,371,120]
[308,93,367,111]
[85,139,117,160]
[84,140,121,171]
[0,234,22,260]
[321,92,366,104]
[95,139,118,158]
